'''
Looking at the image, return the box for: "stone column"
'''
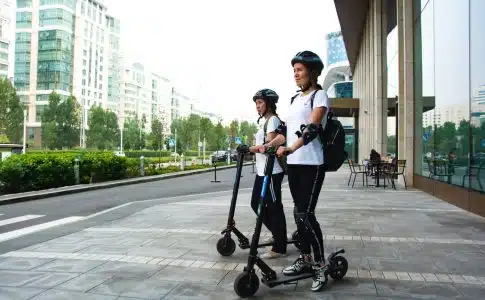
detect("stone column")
[397,0,415,186]
[374,0,388,156]
[355,0,388,162]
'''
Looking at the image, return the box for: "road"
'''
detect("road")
[0,164,286,253]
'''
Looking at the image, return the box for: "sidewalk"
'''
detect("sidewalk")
[1,171,485,299]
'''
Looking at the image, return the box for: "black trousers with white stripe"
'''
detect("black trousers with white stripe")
[250,172,287,254]
[287,164,326,263]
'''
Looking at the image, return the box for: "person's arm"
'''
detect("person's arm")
[249,145,259,153]
[263,117,286,149]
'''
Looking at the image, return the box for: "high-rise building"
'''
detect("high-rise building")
[14,0,121,147]
[150,73,172,136]
[105,13,121,114]
[119,62,174,134]
[0,0,11,78]
[14,0,77,145]
[171,87,192,120]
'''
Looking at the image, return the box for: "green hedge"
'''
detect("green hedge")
[0,152,235,195]
[124,150,200,158]
[28,149,206,158]
[0,152,133,194]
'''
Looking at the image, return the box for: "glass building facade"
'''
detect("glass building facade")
[414,0,485,193]
[37,6,75,93]
[14,32,31,92]
[326,31,348,66]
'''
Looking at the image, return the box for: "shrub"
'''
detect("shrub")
[0,152,128,194]
[0,151,231,195]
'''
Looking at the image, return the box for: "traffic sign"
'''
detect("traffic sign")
[169,139,175,147]
[423,132,430,141]
[235,137,242,145]
[481,138,485,147]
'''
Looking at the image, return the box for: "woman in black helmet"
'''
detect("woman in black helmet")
[274,51,330,291]
[248,88,288,259]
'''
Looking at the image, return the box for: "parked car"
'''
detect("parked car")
[211,150,228,163]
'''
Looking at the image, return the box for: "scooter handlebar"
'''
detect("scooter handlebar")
[236,144,250,154]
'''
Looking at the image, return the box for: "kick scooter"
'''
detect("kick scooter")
[216,144,300,256]
[233,148,348,298]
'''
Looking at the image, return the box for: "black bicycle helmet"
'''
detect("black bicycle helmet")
[291,50,324,76]
[253,88,279,104]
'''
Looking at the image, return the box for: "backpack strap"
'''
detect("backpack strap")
[263,117,270,144]
[291,89,320,108]
[263,115,283,143]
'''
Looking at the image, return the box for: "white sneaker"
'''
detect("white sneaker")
[311,263,329,292]
[282,255,312,276]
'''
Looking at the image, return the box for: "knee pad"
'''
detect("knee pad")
[293,207,311,231]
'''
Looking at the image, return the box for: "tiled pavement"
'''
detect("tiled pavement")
[1,171,485,299]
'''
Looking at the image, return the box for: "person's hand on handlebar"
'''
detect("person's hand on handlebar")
[276,146,293,157]
[258,145,267,153]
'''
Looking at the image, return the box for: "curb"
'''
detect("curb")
[0,162,253,206]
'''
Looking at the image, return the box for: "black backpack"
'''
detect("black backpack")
[290,90,348,172]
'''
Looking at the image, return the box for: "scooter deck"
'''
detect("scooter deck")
[239,238,298,249]
[261,272,315,288]
[223,224,298,249]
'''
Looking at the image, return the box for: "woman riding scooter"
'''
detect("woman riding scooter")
[248,88,288,259]
[275,51,330,292]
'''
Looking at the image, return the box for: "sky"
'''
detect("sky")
[102,0,342,124]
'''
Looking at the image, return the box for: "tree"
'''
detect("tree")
[214,121,227,150]
[87,107,119,150]
[56,95,80,149]
[387,135,396,154]
[41,92,80,149]
[227,120,239,149]
[0,78,24,143]
[123,117,141,150]
[150,118,164,150]
[41,92,61,149]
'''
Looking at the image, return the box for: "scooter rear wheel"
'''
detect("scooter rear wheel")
[329,256,348,280]
[291,230,301,250]
[234,271,259,298]
[217,236,236,256]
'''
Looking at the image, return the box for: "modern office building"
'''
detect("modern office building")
[321,31,352,92]
[119,62,173,135]
[14,0,121,147]
[0,0,11,78]
[333,0,485,216]
[170,87,192,121]
[105,13,121,114]
[14,0,77,146]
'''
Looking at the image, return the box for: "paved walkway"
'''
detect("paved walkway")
[1,170,485,299]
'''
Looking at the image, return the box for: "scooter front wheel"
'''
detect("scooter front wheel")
[216,236,236,256]
[329,256,348,280]
[234,271,259,298]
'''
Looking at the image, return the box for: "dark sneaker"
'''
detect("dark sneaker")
[282,255,312,276]
[311,263,329,292]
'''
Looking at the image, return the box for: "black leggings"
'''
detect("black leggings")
[287,164,326,263]
[250,173,287,253]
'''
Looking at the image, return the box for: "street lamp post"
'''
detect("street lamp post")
[119,116,124,155]
[22,109,27,154]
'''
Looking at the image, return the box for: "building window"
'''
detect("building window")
[413,0,485,192]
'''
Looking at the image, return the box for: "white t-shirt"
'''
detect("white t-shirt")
[255,115,284,176]
[286,89,330,165]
